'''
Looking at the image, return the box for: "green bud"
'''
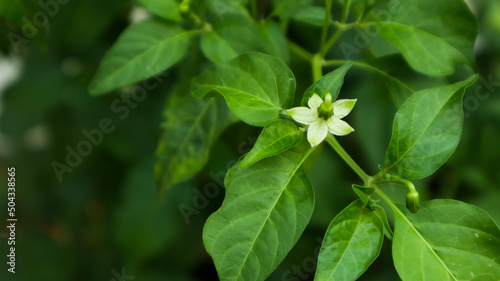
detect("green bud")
[406,190,420,213]
[179,0,190,14]
[367,198,379,211]
[318,93,334,120]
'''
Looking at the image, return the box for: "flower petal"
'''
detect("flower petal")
[332,99,357,118]
[288,107,318,125]
[307,119,328,147]
[327,117,354,136]
[308,94,323,110]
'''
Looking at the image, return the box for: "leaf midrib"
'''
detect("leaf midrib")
[363,21,468,63]
[162,98,215,187]
[242,129,301,167]
[325,208,364,280]
[207,30,238,58]
[92,26,192,92]
[395,206,458,280]
[234,148,314,280]
[385,91,457,173]
[196,83,281,110]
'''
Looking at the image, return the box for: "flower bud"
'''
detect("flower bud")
[179,0,190,14]
[367,199,378,211]
[406,190,420,213]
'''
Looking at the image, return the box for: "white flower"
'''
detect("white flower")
[287,93,356,147]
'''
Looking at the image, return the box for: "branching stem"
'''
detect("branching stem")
[371,178,417,193]
[320,0,334,55]
[325,135,370,183]
[341,0,351,24]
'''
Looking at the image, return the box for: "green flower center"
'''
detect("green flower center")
[318,93,334,120]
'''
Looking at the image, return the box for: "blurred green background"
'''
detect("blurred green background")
[0,0,499,280]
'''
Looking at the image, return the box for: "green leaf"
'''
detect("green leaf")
[352,184,375,205]
[205,0,249,20]
[301,63,352,106]
[155,87,235,193]
[277,6,328,27]
[392,199,500,281]
[255,20,290,64]
[272,0,313,16]
[384,74,414,107]
[0,0,27,24]
[334,0,386,4]
[203,149,315,281]
[138,0,181,21]
[200,15,261,63]
[385,75,477,179]
[89,19,193,95]
[362,0,477,76]
[315,199,384,281]
[240,119,303,169]
[368,55,419,107]
[201,16,290,64]
[193,53,296,127]
[374,206,393,240]
[200,30,238,63]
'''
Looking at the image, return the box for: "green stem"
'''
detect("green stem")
[325,134,370,182]
[280,18,289,33]
[187,10,203,25]
[187,24,212,36]
[324,59,414,94]
[373,185,397,209]
[321,22,358,57]
[320,0,333,54]
[321,28,343,57]
[251,0,258,19]
[341,0,351,24]
[318,0,361,57]
[371,177,419,212]
[371,178,417,193]
[357,3,366,22]
[312,53,324,82]
[288,40,313,61]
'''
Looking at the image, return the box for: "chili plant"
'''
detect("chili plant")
[89,0,500,280]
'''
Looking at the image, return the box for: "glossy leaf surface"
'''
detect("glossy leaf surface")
[363,0,477,76]
[193,53,295,127]
[240,119,303,169]
[200,14,261,63]
[203,149,315,281]
[315,200,384,281]
[385,75,477,179]
[138,0,181,21]
[301,63,352,106]
[89,19,192,94]
[352,184,375,205]
[393,199,500,281]
[155,90,235,193]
